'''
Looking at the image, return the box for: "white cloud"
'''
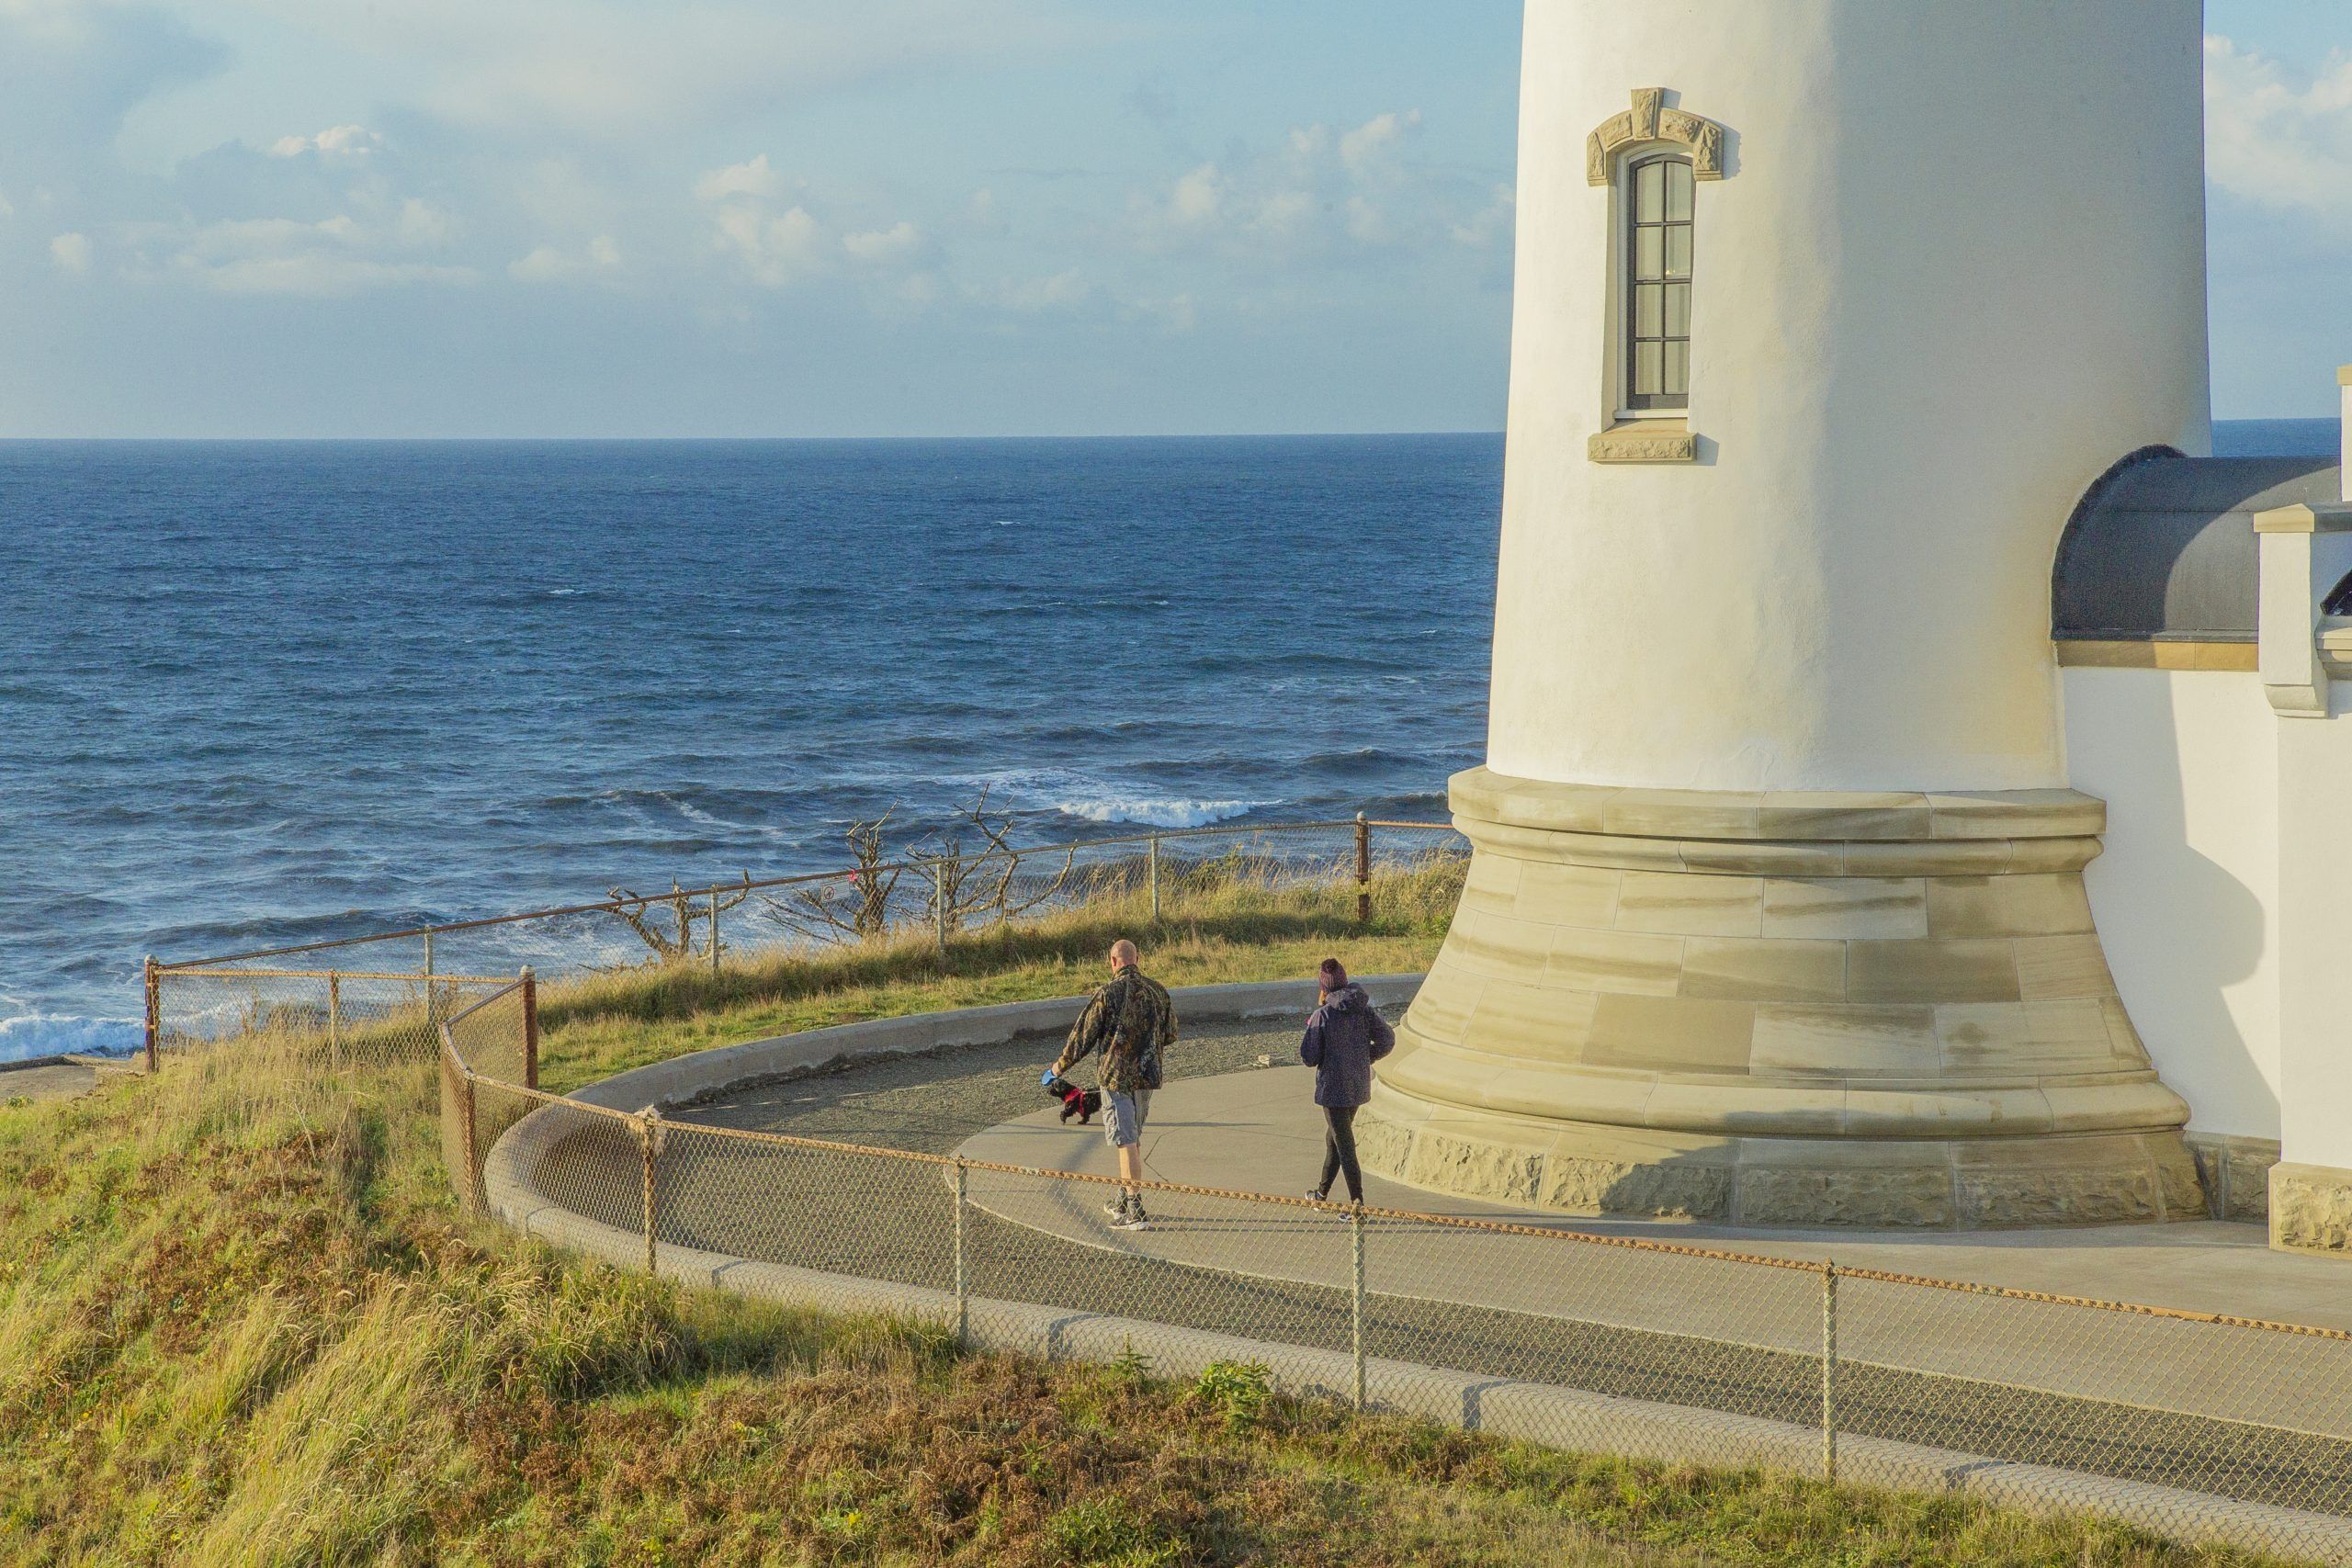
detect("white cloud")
[1339,109,1419,175]
[842,220,922,265]
[695,153,783,203]
[508,235,622,284]
[2206,36,2352,229]
[711,203,826,288]
[141,211,479,296]
[393,197,456,248]
[1136,107,1498,264]
[228,0,1094,138]
[1169,164,1222,226]
[50,231,90,272]
[268,124,384,159]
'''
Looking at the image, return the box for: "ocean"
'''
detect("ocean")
[0,420,2335,1059]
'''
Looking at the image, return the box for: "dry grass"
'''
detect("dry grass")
[526,857,1466,1092]
[2,894,2317,1565]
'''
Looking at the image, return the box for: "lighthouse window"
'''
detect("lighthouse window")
[1624,154,1693,412]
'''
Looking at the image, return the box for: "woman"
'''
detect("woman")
[1299,957,1394,1205]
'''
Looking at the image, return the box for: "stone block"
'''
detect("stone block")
[1402,1120,1550,1206]
[1511,861,1623,927]
[1951,1144,2165,1229]
[1615,870,1761,936]
[1440,904,1562,981]
[1464,979,1598,1063]
[1758,791,1932,840]
[1543,1149,1732,1219]
[1678,937,1846,1002]
[1400,967,1485,1045]
[1460,851,1525,911]
[1749,1003,1939,1077]
[1544,925,1684,995]
[1737,1159,1956,1227]
[1847,938,2021,1004]
[2014,934,2117,1001]
[1759,877,1928,940]
[1927,874,2097,938]
[2268,1162,2352,1253]
[1585,994,1756,1073]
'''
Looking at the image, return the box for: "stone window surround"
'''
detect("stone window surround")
[1588,89,1727,468]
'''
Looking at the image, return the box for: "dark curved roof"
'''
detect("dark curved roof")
[2052,450,2342,642]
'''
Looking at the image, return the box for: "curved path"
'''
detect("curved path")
[483,982,2352,1547]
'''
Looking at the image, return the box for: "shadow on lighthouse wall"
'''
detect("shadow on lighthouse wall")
[2062,663,2275,1142]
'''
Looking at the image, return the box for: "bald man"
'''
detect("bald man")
[1046,938,1177,1230]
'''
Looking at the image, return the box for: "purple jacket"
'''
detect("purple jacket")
[1299,983,1395,1109]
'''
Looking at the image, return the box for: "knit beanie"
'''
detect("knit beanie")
[1318,958,1347,991]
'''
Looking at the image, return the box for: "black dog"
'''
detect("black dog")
[1046,1078,1102,1124]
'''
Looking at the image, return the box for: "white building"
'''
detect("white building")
[1363,0,2352,1252]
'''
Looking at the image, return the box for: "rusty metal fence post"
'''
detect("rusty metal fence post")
[1148,834,1161,921]
[639,1111,662,1278]
[1821,1261,1839,1484]
[142,955,160,1074]
[953,1157,969,1347]
[1354,813,1371,924]
[327,971,342,1069]
[708,889,722,978]
[520,966,539,1089]
[423,930,437,1026]
[1351,1205,1368,1410]
[459,1069,481,1216]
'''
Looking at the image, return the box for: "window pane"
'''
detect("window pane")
[1666,282,1690,337]
[1666,224,1692,278]
[1637,162,1664,221]
[1634,341,1663,396]
[1665,341,1689,396]
[1635,284,1664,338]
[1666,161,1694,221]
[1635,226,1663,280]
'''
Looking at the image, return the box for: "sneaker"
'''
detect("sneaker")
[1102,1192,1131,1221]
[1304,1189,1328,1204]
[1114,1201,1151,1233]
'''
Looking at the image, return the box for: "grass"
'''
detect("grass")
[526,859,1466,1092]
[3,869,2315,1565]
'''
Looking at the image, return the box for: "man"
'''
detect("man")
[1045,938,1176,1231]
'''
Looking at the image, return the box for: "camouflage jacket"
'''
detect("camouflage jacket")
[1052,964,1176,1093]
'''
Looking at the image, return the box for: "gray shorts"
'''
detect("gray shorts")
[1104,1089,1151,1149]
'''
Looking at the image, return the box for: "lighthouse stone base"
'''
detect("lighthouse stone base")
[1359,770,2206,1229]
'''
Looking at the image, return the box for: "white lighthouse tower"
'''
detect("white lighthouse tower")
[1363,0,2215,1225]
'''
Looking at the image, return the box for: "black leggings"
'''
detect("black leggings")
[1318,1104,1363,1203]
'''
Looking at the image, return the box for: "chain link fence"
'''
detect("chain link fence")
[145,817,1466,1069]
[126,811,2352,1556]
[424,980,2352,1559]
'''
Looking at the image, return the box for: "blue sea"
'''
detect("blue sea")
[0,420,2335,1058]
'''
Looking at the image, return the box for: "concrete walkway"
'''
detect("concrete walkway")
[957,1065,2352,1331]
[955,1067,2352,1448]
[0,1055,106,1104]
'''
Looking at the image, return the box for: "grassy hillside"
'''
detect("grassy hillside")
[2,884,2311,1566]
[526,858,1466,1091]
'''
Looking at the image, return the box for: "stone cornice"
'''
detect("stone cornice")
[1586,88,1727,186]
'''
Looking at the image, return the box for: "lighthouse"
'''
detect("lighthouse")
[1361,0,2215,1226]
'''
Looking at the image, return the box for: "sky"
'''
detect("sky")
[0,0,2346,438]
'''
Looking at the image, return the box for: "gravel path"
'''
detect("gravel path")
[505,1021,2352,1524]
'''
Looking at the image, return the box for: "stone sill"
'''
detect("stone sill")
[2054,639,2256,672]
[1589,420,1698,465]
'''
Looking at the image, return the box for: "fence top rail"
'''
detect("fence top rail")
[449,1057,2352,1344]
[163,967,514,986]
[157,813,1461,971]
[441,977,527,1032]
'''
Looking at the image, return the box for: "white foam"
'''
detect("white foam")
[1061,795,1262,829]
[0,1010,141,1063]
